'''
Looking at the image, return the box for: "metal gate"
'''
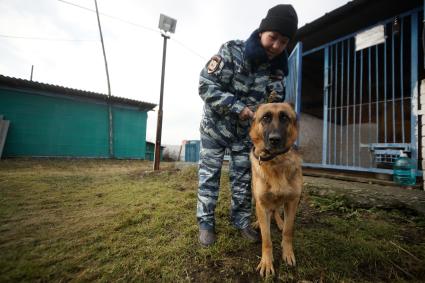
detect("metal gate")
[301,8,422,174]
[286,42,303,147]
[286,42,303,113]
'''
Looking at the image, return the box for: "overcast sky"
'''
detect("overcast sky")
[0,0,348,145]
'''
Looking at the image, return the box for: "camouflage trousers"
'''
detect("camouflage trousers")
[196,131,252,230]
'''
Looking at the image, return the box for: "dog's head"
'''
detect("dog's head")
[249,102,298,153]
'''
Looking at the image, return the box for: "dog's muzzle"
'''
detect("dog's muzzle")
[265,130,286,152]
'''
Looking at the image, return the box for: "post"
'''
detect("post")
[30,65,34,81]
[153,34,169,170]
[411,12,419,181]
[423,0,425,68]
[322,47,329,165]
[94,0,113,158]
[421,79,425,190]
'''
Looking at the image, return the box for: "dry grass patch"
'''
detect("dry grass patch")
[0,159,424,282]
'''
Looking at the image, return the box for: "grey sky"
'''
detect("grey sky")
[0,0,348,145]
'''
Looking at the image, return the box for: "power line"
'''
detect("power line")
[57,0,207,61]
[1,1,208,61]
[0,33,207,61]
[172,37,207,61]
[58,0,158,34]
[0,33,96,42]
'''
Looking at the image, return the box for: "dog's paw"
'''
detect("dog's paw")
[283,250,296,266]
[256,256,275,277]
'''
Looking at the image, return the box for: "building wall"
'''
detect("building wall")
[113,106,147,159]
[145,142,155,161]
[145,142,163,161]
[0,87,148,158]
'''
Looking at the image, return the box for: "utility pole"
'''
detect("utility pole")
[153,33,169,170]
[154,14,177,170]
[94,0,113,158]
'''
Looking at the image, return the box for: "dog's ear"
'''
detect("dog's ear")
[287,101,295,110]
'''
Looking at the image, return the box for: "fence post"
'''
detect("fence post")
[421,79,425,190]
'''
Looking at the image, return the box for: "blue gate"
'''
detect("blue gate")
[286,42,303,114]
[301,8,422,175]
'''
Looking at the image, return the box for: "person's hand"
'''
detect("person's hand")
[239,107,254,121]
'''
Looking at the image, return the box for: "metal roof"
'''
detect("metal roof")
[293,0,422,52]
[0,74,157,111]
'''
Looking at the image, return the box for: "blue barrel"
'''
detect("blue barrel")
[393,153,416,186]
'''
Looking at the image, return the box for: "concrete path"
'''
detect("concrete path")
[304,176,425,216]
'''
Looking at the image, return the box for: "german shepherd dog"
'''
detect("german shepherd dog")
[249,102,303,277]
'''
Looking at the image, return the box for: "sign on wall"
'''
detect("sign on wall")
[355,24,386,51]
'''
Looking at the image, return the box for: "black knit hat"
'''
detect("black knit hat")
[259,4,298,40]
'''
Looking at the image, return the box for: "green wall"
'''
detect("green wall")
[0,88,148,159]
[144,142,163,161]
[145,142,155,161]
[113,107,147,159]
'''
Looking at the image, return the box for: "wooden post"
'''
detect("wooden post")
[94,0,113,158]
[153,34,169,170]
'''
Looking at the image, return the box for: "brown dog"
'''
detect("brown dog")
[249,102,303,277]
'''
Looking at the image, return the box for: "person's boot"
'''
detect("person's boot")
[240,226,260,243]
[199,229,216,247]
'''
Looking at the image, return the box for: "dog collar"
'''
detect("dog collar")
[251,146,293,165]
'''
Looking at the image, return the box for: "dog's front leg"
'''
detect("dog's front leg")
[255,203,274,277]
[282,198,300,266]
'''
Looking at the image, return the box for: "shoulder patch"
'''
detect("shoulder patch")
[207,55,222,74]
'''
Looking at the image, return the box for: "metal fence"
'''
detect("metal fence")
[300,8,422,174]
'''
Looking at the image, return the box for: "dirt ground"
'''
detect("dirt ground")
[304,175,425,216]
[177,161,425,216]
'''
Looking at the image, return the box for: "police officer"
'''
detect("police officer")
[197,4,298,246]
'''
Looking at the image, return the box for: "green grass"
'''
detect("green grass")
[0,159,424,282]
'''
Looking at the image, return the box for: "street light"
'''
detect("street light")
[153,14,177,171]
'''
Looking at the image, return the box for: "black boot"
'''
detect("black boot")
[199,229,216,247]
[240,226,260,243]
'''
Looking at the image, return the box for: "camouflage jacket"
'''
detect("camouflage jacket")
[199,30,288,143]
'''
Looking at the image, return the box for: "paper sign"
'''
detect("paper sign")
[355,25,386,51]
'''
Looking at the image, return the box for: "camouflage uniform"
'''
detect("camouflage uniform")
[197,30,288,230]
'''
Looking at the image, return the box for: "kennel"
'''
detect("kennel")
[285,0,424,175]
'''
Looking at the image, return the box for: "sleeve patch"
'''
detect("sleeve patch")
[207,55,223,74]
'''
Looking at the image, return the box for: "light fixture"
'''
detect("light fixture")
[158,14,177,34]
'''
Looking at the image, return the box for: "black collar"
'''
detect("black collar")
[251,146,293,165]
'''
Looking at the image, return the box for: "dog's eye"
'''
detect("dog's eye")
[279,113,289,123]
[261,113,272,123]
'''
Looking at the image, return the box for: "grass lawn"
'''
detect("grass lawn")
[0,159,424,282]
